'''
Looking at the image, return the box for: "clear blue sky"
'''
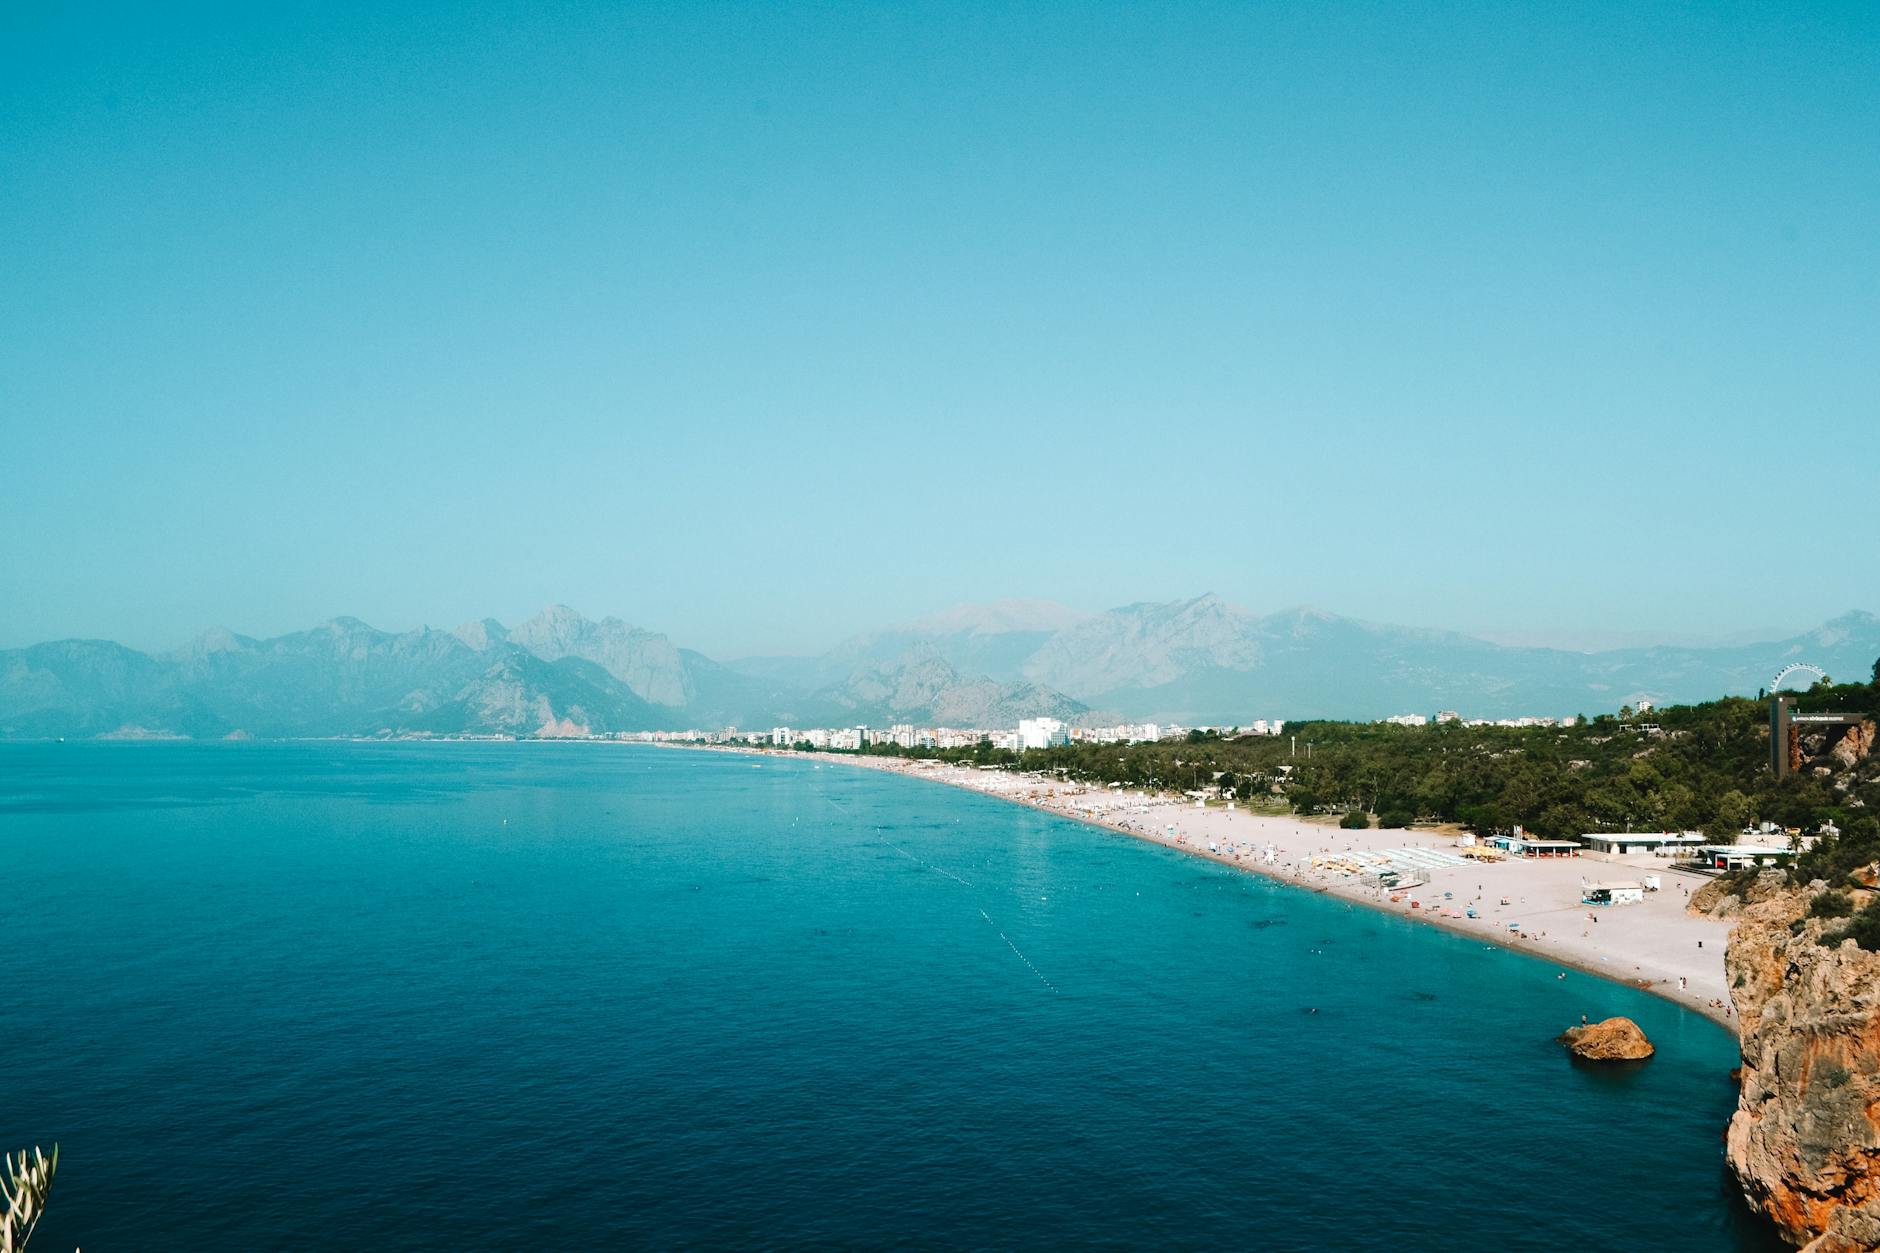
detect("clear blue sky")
[3,1,1875,658]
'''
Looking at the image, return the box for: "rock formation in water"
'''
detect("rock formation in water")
[1558,1016,1655,1061]
[1725,883,1880,1250]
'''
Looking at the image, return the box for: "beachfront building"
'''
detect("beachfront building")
[1486,836,1581,858]
[1581,881,1647,906]
[1018,717,1069,750]
[1578,832,1709,857]
[1695,844,1798,871]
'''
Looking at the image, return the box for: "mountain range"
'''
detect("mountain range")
[2,597,1875,739]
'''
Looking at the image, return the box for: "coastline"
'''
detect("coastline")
[671,743,1741,1033]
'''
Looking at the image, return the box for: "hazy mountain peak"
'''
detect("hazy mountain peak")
[1108,593,1241,623]
[317,616,380,638]
[176,626,251,657]
[532,603,589,628]
[1262,605,1338,625]
[1813,611,1879,646]
[900,599,1089,637]
[453,618,510,651]
[509,606,688,706]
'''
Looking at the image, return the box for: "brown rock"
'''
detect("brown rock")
[1559,1016,1655,1061]
[1691,869,1792,919]
[1726,886,1880,1249]
[1830,720,1876,769]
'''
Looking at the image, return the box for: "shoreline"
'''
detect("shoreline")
[671,743,1740,1033]
[24,736,1737,1033]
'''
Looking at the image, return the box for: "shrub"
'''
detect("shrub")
[1809,890,1855,920]
[1822,900,1880,952]
[1340,810,1371,830]
[1377,808,1415,829]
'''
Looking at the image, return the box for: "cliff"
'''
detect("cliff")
[1724,883,1880,1250]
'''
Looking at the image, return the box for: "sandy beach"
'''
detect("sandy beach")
[702,747,1740,1030]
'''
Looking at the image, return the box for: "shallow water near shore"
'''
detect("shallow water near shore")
[1,742,1779,1250]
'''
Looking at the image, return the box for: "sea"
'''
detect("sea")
[0,742,1780,1251]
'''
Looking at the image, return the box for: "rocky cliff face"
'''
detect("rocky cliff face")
[1725,885,1880,1250]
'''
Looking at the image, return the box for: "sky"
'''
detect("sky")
[3,1,1876,659]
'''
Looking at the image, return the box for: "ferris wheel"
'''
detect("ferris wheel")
[1769,662,1828,692]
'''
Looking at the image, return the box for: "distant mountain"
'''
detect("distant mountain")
[731,599,1087,690]
[0,604,1086,738]
[0,617,678,739]
[472,605,816,728]
[737,596,1880,723]
[815,642,1087,728]
[506,605,692,707]
[2,599,1874,738]
[0,639,197,739]
[1016,598,1880,722]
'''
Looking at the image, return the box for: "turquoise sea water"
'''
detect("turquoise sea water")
[0,743,1776,1250]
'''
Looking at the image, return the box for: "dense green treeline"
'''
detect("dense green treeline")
[848,676,1880,890]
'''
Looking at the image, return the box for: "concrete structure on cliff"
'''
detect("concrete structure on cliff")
[1769,694,1869,779]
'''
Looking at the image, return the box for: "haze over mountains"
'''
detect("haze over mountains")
[2,597,1875,740]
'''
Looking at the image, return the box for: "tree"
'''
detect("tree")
[1712,789,1754,836]
[1340,809,1371,830]
[2,1145,58,1251]
[1872,655,1880,688]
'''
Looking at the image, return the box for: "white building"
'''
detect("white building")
[1581,881,1646,906]
[1018,717,1069,751]
[1577,832,1707,857]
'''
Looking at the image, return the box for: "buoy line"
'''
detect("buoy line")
[883,840,975,888]
[980,908,1061,995]
[881,840,1056,994]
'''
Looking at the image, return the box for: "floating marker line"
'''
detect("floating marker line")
[980,908,1061,995]
[883,841,974,888]
[881,841,1051,993]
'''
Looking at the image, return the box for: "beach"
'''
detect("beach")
[708,748,1740,1029]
